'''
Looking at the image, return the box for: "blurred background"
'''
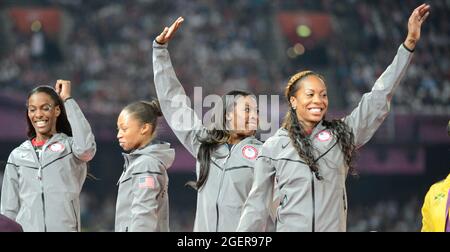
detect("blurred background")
[0,0,449,231]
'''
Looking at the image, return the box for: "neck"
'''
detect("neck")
[299,120,317,135]
[137,137,153,149]
[227,133,244,145]
[35,133,53,142]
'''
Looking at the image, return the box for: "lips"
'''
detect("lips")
[308,107,323,115]
[34,119,48,128]
[246,121,258,129]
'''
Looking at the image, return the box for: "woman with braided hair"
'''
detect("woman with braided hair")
[237,3,430,231]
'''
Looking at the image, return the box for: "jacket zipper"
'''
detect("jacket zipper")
[343,189,347,211]
[33,144,48,232]
[215,145,236,232]
[311,171,315,232]
[215,157,228,232]
[40,187,47,232]
[71,200,79,231]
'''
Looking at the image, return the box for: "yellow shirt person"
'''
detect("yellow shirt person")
[421,174,450,232]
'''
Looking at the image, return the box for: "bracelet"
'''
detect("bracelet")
[64,96,73,102]
[402,43,415,53]
[155,39,165,45]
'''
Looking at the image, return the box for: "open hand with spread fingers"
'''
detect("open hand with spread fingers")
[404,3,430,51]
[156,17,184,45]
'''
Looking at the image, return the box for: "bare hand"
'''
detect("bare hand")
[155,17,184,44]
[55,79,72,101]
[404,3,430,50]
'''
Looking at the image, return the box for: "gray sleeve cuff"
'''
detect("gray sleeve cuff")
[402,43,415,53]
[153,40,168,48]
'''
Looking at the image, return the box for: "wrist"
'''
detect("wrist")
[63,96,73,102]
[403,36,417,51]
[155,39,165,45]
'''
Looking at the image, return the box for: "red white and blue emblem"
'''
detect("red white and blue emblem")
[242,145,258,160]
[316,130,332,142]
[138,176,155,189]
[49,142,65,152]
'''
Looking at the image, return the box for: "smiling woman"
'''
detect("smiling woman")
[1,80,96,231]
[152,17,277,232]
[26,86,72,141]
[237,3,431,232]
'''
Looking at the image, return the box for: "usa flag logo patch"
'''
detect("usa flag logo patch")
[242,145,258,160]
[49,142,64,152]
[316,130,332,142]
[138,176,155,189]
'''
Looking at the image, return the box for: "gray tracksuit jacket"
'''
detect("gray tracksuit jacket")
[115,141,175,232]
[237,44,414,232]
[153,41,269,232]
[1,98,96,232]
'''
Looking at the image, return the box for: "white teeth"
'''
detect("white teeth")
[35,121,47,127]
[309,108,322,113]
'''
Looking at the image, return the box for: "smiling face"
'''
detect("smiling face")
[227,95,259,137]
[116,110,153,152]
[27,92,61,140]
[289,75,328,129]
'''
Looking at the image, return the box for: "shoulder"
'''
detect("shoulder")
[10,140,32,157]
[268,128,290,141]
[260,128,291,157]
[428,179,447,193]
[131,155,166,174]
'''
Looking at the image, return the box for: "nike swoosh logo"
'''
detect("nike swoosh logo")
[281,142,289,149]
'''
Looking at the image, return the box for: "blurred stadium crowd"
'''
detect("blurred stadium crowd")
[0,0,448,231]
[1,0,448,115]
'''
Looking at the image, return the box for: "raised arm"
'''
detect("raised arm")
[344,4,430,148]
[55,80,96,161]
[152,17,206,157]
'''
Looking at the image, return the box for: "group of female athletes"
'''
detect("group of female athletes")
[0,4,430,232]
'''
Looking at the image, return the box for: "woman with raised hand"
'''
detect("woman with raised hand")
[237,4,430,232]
[153,17,274,231]
[1,80,96,231]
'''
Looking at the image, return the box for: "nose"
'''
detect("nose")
[117,131,122,139]
[249,111,258,120]
[34,109,44,118]
[312,94,322,104]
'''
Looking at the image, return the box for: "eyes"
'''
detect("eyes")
[244,107,259,114]
[27,104,54,114]
[117,127,128,132]
[305,93,327,98]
